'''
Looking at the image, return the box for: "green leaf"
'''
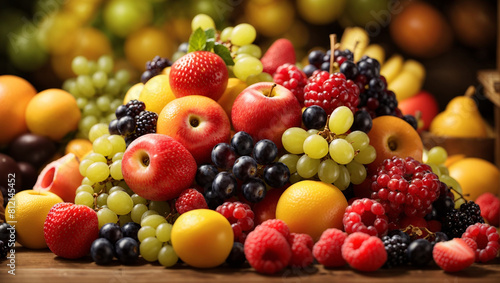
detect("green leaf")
[214,43,234,66]
[204,28,216,40]
[188,27,206,53]
[205,28,216,51]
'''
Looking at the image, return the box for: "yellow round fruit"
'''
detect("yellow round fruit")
[123,82,144,104]
[138,73,176,115]
[5,190,63,249]
[171,209,233,268]
[448,158,500,201]
[65,138,93,160]
[217,78,248,120]
[124,27,175,71]
[276,180,348,241]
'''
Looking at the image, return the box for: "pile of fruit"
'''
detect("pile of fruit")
[1,13,499,276]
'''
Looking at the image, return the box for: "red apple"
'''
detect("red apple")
[398,90,439,131]
[33,153,84,202]
[157,95,231,165]
[122,134,197,201]
[231,82,302,148]
[252,186,287,225]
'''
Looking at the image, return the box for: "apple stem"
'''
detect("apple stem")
[268,83,277,97]
[329,34,337,74]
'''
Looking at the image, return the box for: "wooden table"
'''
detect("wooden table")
[1,247,499,283]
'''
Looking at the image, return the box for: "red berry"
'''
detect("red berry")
[461,223,500,263]
[216,201,255,243]
[288,233,314,268]
[261,38,296,76]
[244,226,291,274]
[274,63,308,105]
[169,51,228,101]
[475,192,500,226]
[303,70,360,114]
[433,238,475,272]
[343,198,389,237]
[313,228,347,267]
[341,232,387,272]
[175,188,208,215]
[259,219,290,240]
[43,202,99,259]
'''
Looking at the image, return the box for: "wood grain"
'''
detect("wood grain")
[1,247,499,282]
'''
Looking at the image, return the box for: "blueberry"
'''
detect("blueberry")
[225,242,246,267]
[407,239,433,267]
[340,60,359,80]
[99,223,123,244]
[90,238,114,265]
[308,50,325,67]
[303,64,318,77]
[115,237,139,265]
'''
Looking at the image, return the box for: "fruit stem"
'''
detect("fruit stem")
[267,83,277,97]
[464,85,475,97]
[318,115,336,143]
[329,34,336,74]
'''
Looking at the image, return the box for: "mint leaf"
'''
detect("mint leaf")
[205,28,216,51]
[214,43,234,66]
[188,28,206,53]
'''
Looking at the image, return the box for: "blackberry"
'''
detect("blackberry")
[141,56,172,83]
[135,111,158,137]
[382,233,409,268]
[442,201,484,239]
[125,99,146,118]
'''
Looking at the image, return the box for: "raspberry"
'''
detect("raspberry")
[273,63,308,105]
[288,233,314,268]
[244,226,291,274]
[433,238,475,272]
[475,192,500,226]
[303,71,360,114]
[175,188,208,215]
[343,198,389,237]
[259,219,290,240]
[216,201,255,243]
[341,232,387,272]
[370,156,441,223]
[461,223,500,263]
[135,111,158,137]
[312,228,347,267]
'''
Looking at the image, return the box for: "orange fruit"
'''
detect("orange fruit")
[217,78,248,120]
[0,75,37,145]
[124,26,175,71]
[123,82,144,104]
[65,139,93,160]
[26,88,81,141]
[448,158,500,201]
[5,190,63,249]
[138,72,176,114]
[276,180,348,241]
[171,209,233,268]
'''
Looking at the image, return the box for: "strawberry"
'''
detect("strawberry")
[44,202,99,259]
[432,238,475,272]
[261,39,296,76]
[169,51,228,101]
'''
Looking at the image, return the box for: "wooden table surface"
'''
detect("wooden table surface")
[1,247,499,283]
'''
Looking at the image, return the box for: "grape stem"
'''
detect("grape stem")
[401,224,436,242]
[329,34,336,74]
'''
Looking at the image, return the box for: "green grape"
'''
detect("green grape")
[329,106,354,135]
[119,213,133,226]
[76,184,94,195]
[76,97,88,109]
[81,177,94,186]
[107,191,134,215]
[220,27,233,42]
[191,13,215,31]
[149,201,171,216]
[75,191,94,208]
[86,152,107,163]
[141,214,167,229]
[140,237,162,262]
[307,129,319,135]
[231,23,256,46]
[422,149,429,163]
[428,163,440,176]
[108,186,125,194]
[438,164,449,176]
[107,135,126,156]
[131,204,148,223]
[296,154,320,179]
[110,98,123,112]
[318,159,340,184]
[97,207,118,229]
[88,61,97,74]
[138,226,156,242]
[98,55,113,74]
[427,146,448,165]
[439,175,463,209]
[282,127,308,154]
[92,70,108,89]
[289,172,302,184]
[79,159,94,177]
[93,135,113,157]
[69,83,82,98]
[71,56,90,75]
[114,69,130,86]
[96,95,111,112]
[278,154,300,174]
[345,131,369,151]
[76,75,96,98]
[354,145,376,164]
[329,139,355,164]
[110,160,123,180]
[131,194,147,205]
[234,53,251,63]
[82,101,100,117]
[346,161,367,185]
[96,193,109,208]
[333,165,350,190]
[237,44,262,58]
[86,161,110,183]
[94,182,106,194]
[63,78,76,92]
[156,223,173,243]
[89,123,110,142]
[78,115,98,137]
[246,72,274,85]
[112,152,124,162]
[104,78,120,96]
[158,245,178,267]
[233,56,263,81]
[141,210,159,221]
[303,134,329,159]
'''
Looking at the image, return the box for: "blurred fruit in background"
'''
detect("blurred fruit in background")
[103,0,153,38]
[297,0,346,25]
[244,0,295,38]
[124,27,175,72]
[344,0,390,27]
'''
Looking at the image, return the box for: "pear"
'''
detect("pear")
[429,86,488,138]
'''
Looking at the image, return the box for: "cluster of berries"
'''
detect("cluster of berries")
[109,100,158,145]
